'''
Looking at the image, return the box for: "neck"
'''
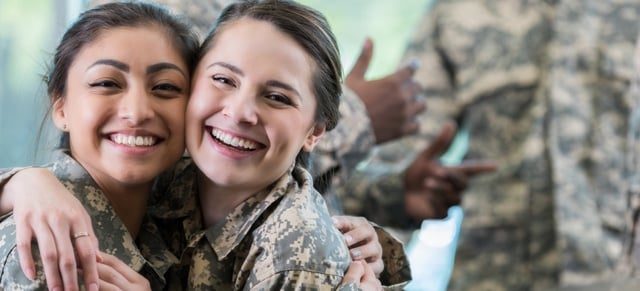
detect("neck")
[95,180,151,238]
[197,171,258,228]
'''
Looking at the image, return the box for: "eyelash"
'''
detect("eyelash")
[212,76,235,87]
[265,93,294,106]
[153,83,182,93]
[89,80,119,88]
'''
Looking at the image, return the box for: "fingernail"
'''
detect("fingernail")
[344,234,353,244]
[90,283,98,291]
[351,249,362,259]
[52,287,62,291]
[364,37,372,49]
[25,268,35,280]
[408,59,421,71]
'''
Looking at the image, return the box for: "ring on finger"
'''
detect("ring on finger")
[72,231,89,240]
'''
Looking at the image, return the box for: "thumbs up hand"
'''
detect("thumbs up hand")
[346,37,425,144]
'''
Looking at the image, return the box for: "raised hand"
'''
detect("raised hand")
[345,37,425,144]
[404,123,497,219]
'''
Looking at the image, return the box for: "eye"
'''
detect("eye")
[212,75,236,87]
[152,83,182,93]
[265,93,294,106]
[89,80,119,89]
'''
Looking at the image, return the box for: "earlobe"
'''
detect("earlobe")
[51,97,68,131]
[302,124,326,152]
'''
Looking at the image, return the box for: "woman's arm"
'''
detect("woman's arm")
[0,168,99,291]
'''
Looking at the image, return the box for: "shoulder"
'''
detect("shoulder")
[251,173,350,277]
[0,216,47,288]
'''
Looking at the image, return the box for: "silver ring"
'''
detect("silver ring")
[72,231,89,239]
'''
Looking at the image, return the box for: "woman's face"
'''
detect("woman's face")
[54,25,188,188]
[186,18,325,193]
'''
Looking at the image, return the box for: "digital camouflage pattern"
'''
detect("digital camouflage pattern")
[622,32,640,280]
[343,0,559,290]
[545,0,640,286]
[0,151,178,290]
[150,159,352,290]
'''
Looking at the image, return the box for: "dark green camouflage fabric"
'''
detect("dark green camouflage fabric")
[150,159,352,290]
[0,151,177,290]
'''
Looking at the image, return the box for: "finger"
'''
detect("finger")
[332,215,355,232]
[342,222,375,248]
[393,62,419,83]
[349,240,382,262]
[361,261,378,282]
[99,252,139,283]
[420,122,457,160]
[72,219,99,291]
[342,261,365,285]
[406,98,426,117]
[346,37,373,81]
[444,169,469,191]
[451,160,498,176]
[97,260,127,287]
[15,224,36,280]
[423,177,455,195]
[360,262,383,291]
[51,216,79,291]
[32,221,63,291]
[97,279,119,291]
[404,80,423,98]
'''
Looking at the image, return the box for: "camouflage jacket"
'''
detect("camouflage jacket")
[342,0,559,290]
[150,159,352,290]
[545,0,640,286]
[0,151,177,290]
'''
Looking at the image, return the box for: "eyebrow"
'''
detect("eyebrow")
[147,62,186,78]
[87,59,186,78]
[87,59,129,72]
[208,61,301,97]
[208,62,244,76]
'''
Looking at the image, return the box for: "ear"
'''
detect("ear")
[51,97,68,131]
[302,123,326,152]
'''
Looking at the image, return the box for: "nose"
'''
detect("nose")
[118,86,155,126]
[222,89,259,125]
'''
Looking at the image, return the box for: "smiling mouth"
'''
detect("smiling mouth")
[109,134,160,147]
[208,127,263,151]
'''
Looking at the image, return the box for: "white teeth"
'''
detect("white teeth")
[111,134,157,147]
[210,128,258,150]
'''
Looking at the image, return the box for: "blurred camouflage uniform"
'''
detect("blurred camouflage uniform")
[150,159,352,290]
[0,151,178,290]
[345,0,640,289]
[545,0,640,286]
[621,32,640,279]
[343,0,559,290]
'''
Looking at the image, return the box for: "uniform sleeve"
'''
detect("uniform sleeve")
[337,3,461,228]
[0,217,48,289]
[373,225,412,289]
[310,85,375,180]
[248,270,356,291]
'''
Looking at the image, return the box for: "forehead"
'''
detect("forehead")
[71,25,187,70]
[202,19,316,95]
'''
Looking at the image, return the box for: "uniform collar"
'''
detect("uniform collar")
[200,164,307,260]
[51,150,178,284]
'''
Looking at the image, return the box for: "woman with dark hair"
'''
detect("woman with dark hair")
[0,2,199,289]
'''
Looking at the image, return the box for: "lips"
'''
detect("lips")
[206,126,265,152]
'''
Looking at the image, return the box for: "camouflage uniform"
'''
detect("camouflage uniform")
[150,159,352,290]
[545,0,640,285]
[0,151,178,290]
[343,0,559,290]
[132,0,377,216]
